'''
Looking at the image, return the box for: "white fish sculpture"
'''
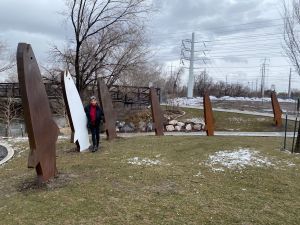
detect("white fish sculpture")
[62,71,90,151]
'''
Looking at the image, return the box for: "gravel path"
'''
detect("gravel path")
[117,132,295,138]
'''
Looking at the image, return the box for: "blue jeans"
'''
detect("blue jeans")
[90,125,100,147]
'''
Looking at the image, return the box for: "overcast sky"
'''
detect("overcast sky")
[0,0,298,92]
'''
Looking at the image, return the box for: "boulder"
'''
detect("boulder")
[129,122,136,129]
[166,125,175,131]
[174,125,182,131]
[186,118,205,124]
[120,124,135,132]
[116,121,125,129]
[146,122,153,132]
[177,122,185,127]
[193,124,203,131]
[138,121,146,132]
[185,124,192,131]
[169,120,178,125]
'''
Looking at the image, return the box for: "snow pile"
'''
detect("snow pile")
[127,157,161,166]
[168,97,203,106]
[168,96,296,106]
[205,148,274,171]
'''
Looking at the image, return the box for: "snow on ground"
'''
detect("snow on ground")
[205,148,279,171]
[127,157,161,166]
[169,96,296,106]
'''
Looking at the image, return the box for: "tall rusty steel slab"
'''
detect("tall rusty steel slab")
[271,91,282,127]
[150,87,164,136]
[97,78,117,140]
[17,43,59,182]
[203,93,214,136]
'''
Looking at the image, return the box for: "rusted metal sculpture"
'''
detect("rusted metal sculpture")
[150,87,164,136]
[271,91,282,127]
[203,93,214,136]
[97,78,117,140]
[17,43,59,182]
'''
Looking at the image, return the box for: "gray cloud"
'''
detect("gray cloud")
[0,0,295,91]
[221,56,249,64]
[0,0,67,40]
[151,0,272,35]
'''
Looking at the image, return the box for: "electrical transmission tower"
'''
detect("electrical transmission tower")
[187,33,195,98]
[260,58,268,99]
[180,33,195,98]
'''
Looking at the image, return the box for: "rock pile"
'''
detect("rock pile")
[115,118,205,133]
[164,119,205,132]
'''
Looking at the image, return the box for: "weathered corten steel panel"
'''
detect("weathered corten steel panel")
[203,93,214,136]
[97,78,117,140]
[17,43,58,182]
[150,87,164,136]
[271,91,282,127]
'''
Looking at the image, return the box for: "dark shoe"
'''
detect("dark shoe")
[91,146,96,152]
[95,146,99,151]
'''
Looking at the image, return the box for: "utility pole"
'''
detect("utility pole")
[261,58,266,99]
[187,32,195,98]
[255,79,258,93]
[225,75,228,96]
[288,68,292,98]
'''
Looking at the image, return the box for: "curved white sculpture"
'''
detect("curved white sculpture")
[63,71,90,151]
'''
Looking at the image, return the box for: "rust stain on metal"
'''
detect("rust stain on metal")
[17,43,59,182]
[97,78,117,140]
[203,93,214,136]
[271,91,282,127]
[150,87,164,136]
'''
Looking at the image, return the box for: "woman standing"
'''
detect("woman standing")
[85,96,104,152]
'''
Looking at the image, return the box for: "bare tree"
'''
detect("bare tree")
[53,0,151,95]
[194,70,213,96]
[0,41,15,73]
[164,67,184,98]
[0,97,21,137]
[283,0,300,153]
[118,61,164,87]
[283,0,300,74]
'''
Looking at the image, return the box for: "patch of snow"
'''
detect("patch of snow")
[205,148,274,171]
[169,96,296,106]
[211,167,225,172]
[127,157,161,166]
[193,171,202,177]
